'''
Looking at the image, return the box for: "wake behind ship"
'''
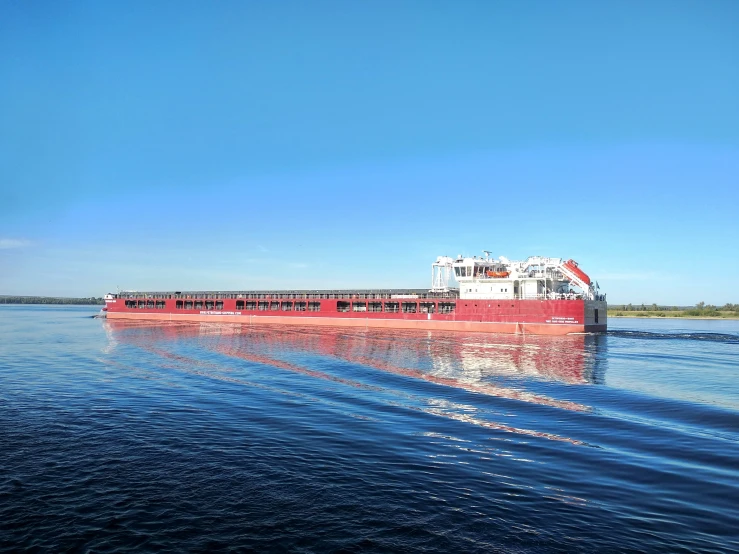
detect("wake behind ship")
[103,253,607,335]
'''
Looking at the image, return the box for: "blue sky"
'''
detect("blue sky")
[1,1,738,304]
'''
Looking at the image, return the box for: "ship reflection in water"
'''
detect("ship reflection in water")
[104,320,605,417]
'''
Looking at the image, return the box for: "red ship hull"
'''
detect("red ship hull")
[105,296,606,335]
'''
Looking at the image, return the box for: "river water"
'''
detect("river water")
[1,306,738,553]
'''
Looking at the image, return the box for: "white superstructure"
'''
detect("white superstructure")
[431,252,603,301]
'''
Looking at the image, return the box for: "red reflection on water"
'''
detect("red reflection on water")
[105,321,594,405]
[103,321,592,444]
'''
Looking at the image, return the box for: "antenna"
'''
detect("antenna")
[483,250,492,258]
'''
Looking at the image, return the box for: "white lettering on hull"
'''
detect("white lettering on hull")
[200,311,242,315]
[547,316,579,324]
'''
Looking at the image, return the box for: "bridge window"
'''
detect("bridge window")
[402,302,417,313]
[385,302,399,313]
[270,301,280,311]
[246,301,256,310]
[216,301,224,310]
[185,301,193,310]
[439,302,455,314]
[352,301,367,312]
[236,300,245,309]
[295,301,306,311]
[368,302,382,312]
[337,301,350,312]
[155,301,165,309]
[420,302,435,313]
[205,301,214,310]
[176,300,183,309]
[282,301,293,311]
[258,301,269,311]
[308,302,321,312]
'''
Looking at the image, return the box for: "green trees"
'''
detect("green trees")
[608,302,739,318]
[684,302,722,317]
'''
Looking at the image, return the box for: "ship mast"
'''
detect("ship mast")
[431,256,454,292]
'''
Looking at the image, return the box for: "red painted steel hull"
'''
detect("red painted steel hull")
[106,297,607,335]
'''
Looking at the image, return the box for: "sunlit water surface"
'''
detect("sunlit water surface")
[1,306,738,552]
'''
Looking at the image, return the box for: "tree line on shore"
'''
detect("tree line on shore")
[609,302,739,317]
[0,296,104,305]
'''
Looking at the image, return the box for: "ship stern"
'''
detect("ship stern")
[584,299,607,332]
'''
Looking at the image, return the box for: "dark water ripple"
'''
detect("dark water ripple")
[1,307,738,553]
[608,329,739,344]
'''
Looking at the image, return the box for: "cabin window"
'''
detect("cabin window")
[308,302,321,312]
[454,267,461,277]
[205,301,214,310]
[216,301,223,310]
[258,301,269,311]
[439,302,455,314]
[369,302,382,312]
[352,301,367,312]
[385,302,399,313]
[337,301,350,312]
[420,302,435,313]
[270,301,280,311]
[236,300,245,309]
[194,301,203,310]
[138,301,146,309]
[295,301,306,311]
[176,300,183,309]
[185,301,193,310]
[246,301,256,310]
[402,302,417,313]
[155,301,165,309]
[282,302,293,311]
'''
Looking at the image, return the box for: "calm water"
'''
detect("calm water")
[1,306,738,553]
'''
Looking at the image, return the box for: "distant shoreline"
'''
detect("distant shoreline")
[608,313,739,320]
[0,297,103,306]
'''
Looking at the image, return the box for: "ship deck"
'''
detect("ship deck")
[116,289,461,300]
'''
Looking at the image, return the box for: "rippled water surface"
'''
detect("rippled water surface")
[2,306,738,553]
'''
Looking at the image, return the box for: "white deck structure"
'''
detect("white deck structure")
[431,252,603,301]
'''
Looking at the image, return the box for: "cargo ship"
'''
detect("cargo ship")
[103,253,607,335]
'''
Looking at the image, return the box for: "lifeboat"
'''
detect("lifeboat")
[486,270,510,278]
[562,259,591,286]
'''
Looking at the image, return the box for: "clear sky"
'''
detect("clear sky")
[1,1,738,305]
